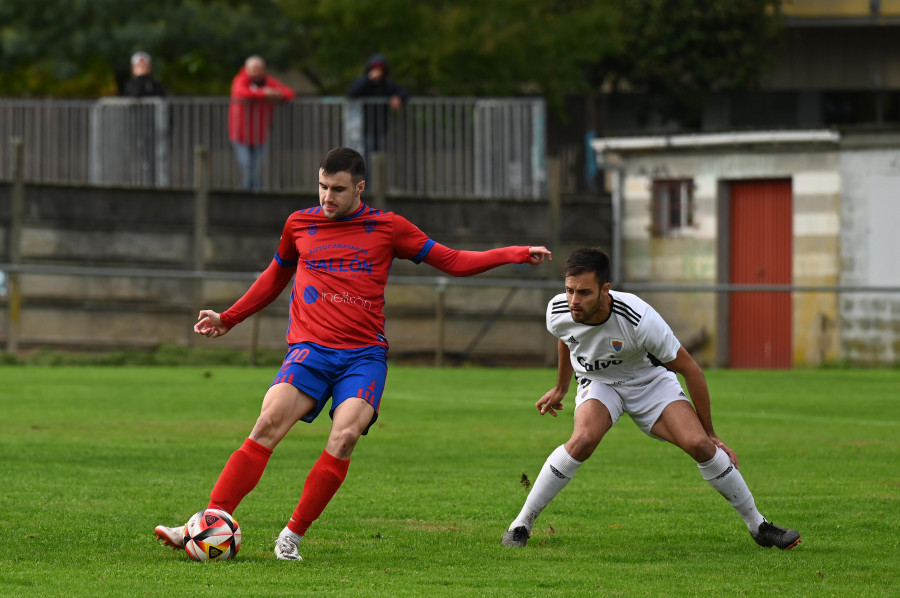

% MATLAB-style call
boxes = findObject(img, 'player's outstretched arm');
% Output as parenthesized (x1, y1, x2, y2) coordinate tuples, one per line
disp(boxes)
(194, 309, 230, 339)
(422, 244, 551, 277)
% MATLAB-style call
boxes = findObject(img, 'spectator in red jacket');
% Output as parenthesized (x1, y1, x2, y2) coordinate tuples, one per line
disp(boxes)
(229, 55, 296, 189)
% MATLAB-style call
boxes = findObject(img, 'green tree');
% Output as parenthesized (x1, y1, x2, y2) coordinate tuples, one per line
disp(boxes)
(0, 0, 783, 129)
(612, 0, 784, 127)
(0, 0, 297, 97)
(285, 0, 781, 122)
(284, 0, 622, 108)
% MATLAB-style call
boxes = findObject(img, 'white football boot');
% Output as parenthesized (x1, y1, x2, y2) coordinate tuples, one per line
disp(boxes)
(154, 524, 186, 550)
(274, 530, 303, 561)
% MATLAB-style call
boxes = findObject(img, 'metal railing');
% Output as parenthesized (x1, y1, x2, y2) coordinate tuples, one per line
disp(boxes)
(0, 96, 546, 199)
(4, 261, 900, 367)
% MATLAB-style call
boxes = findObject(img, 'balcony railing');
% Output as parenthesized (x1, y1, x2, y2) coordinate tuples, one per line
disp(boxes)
(0, 96, 547, 199)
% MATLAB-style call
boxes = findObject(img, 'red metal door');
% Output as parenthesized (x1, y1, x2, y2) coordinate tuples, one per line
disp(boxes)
(728, 179, 792, 368)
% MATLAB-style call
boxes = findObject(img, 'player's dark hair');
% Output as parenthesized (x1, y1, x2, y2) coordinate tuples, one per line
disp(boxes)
(320, 147, 366, 183)
(565, 248, 611, 285)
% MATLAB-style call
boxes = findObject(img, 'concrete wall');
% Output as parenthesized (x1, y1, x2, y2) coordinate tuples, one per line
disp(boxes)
(0, 184, 612, 366)
(839, 134, 900, 364)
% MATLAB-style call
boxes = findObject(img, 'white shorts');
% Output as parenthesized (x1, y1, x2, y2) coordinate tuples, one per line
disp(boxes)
(573, 371, 690, 440)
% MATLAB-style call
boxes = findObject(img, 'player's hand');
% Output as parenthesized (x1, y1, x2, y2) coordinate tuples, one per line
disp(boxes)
(527, 246, 552, 265)
(536, 387, 566, 417)
(711, 435, 739, 468)
(194, 309, 230, 339)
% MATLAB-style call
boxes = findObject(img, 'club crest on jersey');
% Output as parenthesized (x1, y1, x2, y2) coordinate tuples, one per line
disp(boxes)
(610, 338, 624, 352)
(307, 223, 318, 235)
(363, 219, 376, 234)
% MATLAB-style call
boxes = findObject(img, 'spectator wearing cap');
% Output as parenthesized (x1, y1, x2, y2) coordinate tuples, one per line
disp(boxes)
(124, 51, 166, 98)
(228, 55, 296, 190)
(347, 53, 409, 163)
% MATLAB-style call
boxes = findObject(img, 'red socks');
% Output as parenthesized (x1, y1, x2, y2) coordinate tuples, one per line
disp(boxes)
(287, 450, 351, 536)
(207, 441, 350, 537)
(208, 437, 273, 514)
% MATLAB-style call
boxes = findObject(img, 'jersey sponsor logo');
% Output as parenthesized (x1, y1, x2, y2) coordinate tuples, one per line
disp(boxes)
(611, 338, 624, 352)
(303, 286, 319, 303)
(303, 284, 375, 310)
(577, 355, 623, 371)
(363, 218, 376, 234)
(306, 257, 373, 275)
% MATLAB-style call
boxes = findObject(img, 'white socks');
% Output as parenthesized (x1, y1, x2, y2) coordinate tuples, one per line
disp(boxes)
(510, 445, 765, 535)
(509, 445, 583, 532)
(698, 447, 765, 531)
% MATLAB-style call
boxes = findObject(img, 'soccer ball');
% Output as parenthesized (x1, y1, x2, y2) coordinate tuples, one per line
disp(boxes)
(184, 509, 242, 562)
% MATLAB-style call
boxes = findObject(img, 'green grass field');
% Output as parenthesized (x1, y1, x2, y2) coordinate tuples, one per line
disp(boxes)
(1, 366, 898, 597)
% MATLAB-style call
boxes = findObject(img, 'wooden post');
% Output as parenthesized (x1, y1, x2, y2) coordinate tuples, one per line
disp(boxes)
(544, 157, 562, 366)
(435, 278, 447, 367)
(190, 145, 209, 348)
(371, 151, 387, 210)
(249, 315, 259, 367)
(547, 157, 561, 265)
(6, 137, 24, 356)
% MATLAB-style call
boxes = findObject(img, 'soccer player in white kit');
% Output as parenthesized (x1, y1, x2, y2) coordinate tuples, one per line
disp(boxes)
(501, 248, 801, 550)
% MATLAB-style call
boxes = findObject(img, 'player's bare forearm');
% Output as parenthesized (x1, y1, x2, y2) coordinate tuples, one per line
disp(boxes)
(556, 339, 574, 390)
(538, 340, 573, 417)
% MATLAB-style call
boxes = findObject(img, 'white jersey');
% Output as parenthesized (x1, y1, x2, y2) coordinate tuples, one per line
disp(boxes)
(547, 291, 681, 388)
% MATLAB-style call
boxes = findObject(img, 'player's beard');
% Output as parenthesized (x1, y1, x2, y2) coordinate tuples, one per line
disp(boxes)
(570, 294, 606, 324)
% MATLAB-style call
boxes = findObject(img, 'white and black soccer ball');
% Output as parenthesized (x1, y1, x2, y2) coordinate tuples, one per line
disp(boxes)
(184, 508, 242, 562)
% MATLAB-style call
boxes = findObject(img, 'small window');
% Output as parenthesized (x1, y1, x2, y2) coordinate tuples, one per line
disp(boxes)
(650, 178, 694, 236)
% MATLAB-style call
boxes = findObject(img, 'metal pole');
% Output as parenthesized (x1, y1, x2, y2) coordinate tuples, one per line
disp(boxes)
(6, 137, 24, 355)
(435, 278, 447, 367)
(547, 157, 561, 261)
(190, 145, 209, 348)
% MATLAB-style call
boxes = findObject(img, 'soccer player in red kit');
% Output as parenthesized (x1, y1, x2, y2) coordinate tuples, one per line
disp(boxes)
(155, 147, 552, 560)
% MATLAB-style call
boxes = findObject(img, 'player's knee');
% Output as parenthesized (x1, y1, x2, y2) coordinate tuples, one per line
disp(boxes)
(683, 435, 716, 462)
(566, 431, 602, 461)
(253, 412, 279, 435)
(327, 426, 363, 457)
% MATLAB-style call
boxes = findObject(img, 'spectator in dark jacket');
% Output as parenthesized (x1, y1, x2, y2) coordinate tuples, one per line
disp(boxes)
(347, 53, 408, 157)
(124, 51, 166, 98)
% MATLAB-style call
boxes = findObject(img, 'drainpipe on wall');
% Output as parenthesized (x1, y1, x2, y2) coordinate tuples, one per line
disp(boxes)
(594, 152, 624, 285)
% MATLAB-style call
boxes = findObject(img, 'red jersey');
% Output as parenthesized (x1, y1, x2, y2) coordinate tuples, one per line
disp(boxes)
(219, 203, 534, 349)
